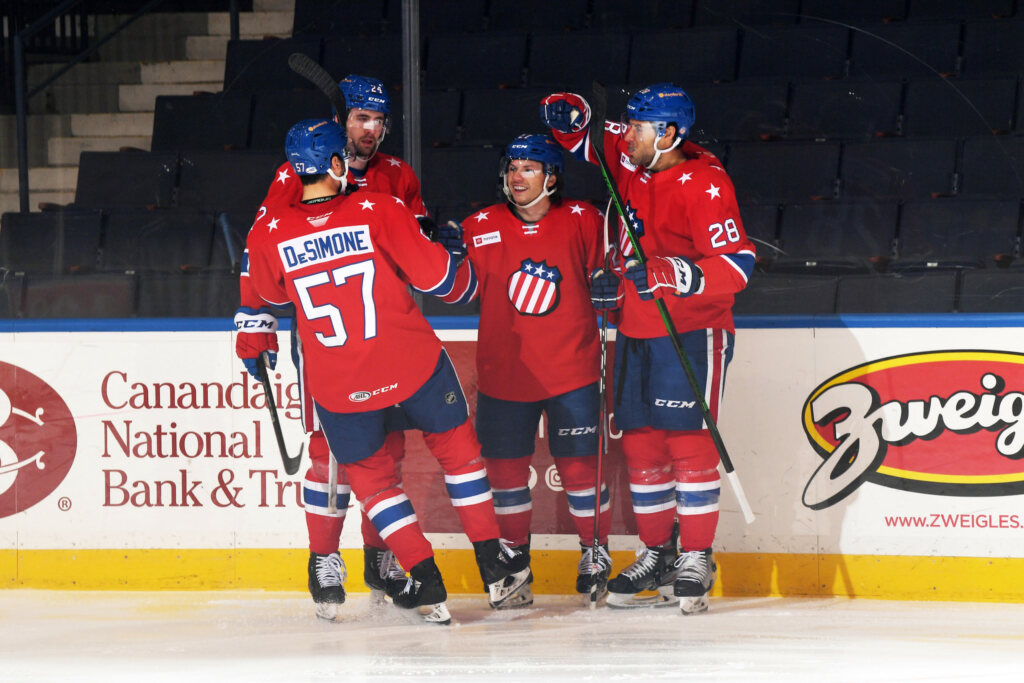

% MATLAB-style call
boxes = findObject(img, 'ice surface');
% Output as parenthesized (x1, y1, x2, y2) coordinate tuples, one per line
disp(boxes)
(2, 591, 1024, 682)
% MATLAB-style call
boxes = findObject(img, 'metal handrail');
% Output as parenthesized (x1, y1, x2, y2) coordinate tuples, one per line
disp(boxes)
(11, 0, 241, 213)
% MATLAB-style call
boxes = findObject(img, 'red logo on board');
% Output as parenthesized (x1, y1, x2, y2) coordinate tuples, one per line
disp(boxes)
(0, 361, 77, 518)
(802, 351, 1024, 509)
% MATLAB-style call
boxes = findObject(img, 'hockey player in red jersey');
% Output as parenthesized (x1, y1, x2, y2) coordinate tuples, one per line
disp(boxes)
(241, 118, 529, 624)
(235, 76, 429, 620)
(541, 84, 756, 614)
(436, 134, 613, 606)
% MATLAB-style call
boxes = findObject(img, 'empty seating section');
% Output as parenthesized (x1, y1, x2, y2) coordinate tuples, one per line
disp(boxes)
(7, 2, 1024, 318)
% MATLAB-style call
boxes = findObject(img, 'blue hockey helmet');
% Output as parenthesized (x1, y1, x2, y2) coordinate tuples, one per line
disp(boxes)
(285, 118, 350, 177)
(503, 134, 564, 175)
(625, 83, 695, 138)
(501, 134, 564, 207)
(338, 74, 391, 116)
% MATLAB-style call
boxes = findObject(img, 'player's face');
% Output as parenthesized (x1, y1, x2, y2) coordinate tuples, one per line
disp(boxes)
(345, 108, 387, 157)
(505, 159, 551, 205)
(624, 119, 665, 167)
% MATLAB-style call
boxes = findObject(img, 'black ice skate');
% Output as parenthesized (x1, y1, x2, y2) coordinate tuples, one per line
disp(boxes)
(307, 551, 346, 621)
(673, 548, 717, 615)
(473, 539, 532, 609)
(363, 546, 408, 605)
(606, 542, 679, 608)
(392, 557, 451, 625)
(576, 544, 612, 607)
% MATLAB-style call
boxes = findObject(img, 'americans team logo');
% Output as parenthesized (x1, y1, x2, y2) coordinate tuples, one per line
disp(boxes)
(507, 259, 562, 316)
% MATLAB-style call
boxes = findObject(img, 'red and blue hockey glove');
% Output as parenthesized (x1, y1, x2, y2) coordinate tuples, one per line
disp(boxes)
(436, 220, 467, 265)
(589, 268, 623, 310)
(624, 256, 703, 301)
(540, 92, 591, 133)
(233, 306, 279, 379)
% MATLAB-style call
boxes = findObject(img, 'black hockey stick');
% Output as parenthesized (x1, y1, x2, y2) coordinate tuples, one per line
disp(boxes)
(257, 351, 303, 475)
(589, 82, 754, 523)
(287, 52, 346, 115)
(589, 196, 615, 608)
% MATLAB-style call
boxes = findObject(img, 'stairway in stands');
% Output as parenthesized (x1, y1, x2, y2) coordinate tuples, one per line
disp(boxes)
(0, 0, 293, 215)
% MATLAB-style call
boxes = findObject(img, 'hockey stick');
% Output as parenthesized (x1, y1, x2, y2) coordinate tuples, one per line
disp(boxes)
(287, 52, 346, 115)
(589, 82, 755, 524)
(590, 196, 615, 609)
(257, 351, 303, 475)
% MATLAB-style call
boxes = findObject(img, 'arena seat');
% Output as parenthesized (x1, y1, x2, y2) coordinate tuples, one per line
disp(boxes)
(799, 0, 908, 23)
(100, 209, 216, 272)
(771, 200, 899, 274)
(893, 198, 1021, 270)
(849, 21, 961, 78)
(591, 0, 693, 30)
(19, 272, 137, 318)
(726, 141, 841, 203)
(692, 0, 801, 26)
(835, 272, 958, 313)
(223, 37, 322, 94)
(737, 24, 850, 80)
(459, 88, 551, 145)
(686, 81, 788, 143)
(421, 146, 503, 209)
(902, 76, 1018, 137)
(961, 19, 1024, 75)
(321, 34, 404, 90)
(629, 27, 739, 84)
(248, 89, 331, 152)
(488, 0, 589, 32)
(733, 272, 838, 315)
(291, 0, 390, 37)
(1, 209, 102, 274)
(839, 138, 959, 200)
(74, 151, 178, 210)
(958, 269, 1024, 312)
(786, 79, 903, 140)
(151, 93, 253, 152)
(177, 150, 283, 212)
(527, 32, 630, 91)
(425, 33, 527, 90)
(136, 270, 240, 317)
(958, 135, 1024, 198)
(905, 0, 1015, 21)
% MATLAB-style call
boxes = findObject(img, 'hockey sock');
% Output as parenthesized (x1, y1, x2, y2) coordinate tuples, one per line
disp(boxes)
(359, 431, 406, 549)
(303, 430, 349, 555)
(622, 427, 675, 548)
(483, 455, 533, 547)
(344, 449, 434, 571)
(667, 431, 721, 551)
(424, 421, 502, 543)
(555, 455, 611, 546)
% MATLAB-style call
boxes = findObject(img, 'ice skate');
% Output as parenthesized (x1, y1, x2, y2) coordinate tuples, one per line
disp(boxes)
(673, 549, 717, 615)
(363, 546, 408, 605)
(392, 557, 451, 625)
(576, 544, 612, 607)
(606, 542, 679, 608)
(307, 551, 346, 621)
(474, 539, 532, 609)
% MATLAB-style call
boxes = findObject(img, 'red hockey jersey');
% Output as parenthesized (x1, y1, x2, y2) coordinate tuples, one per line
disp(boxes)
(550, 121, 756, 339)
(244, 191, 462, 412)
(462, 201, 605, 402)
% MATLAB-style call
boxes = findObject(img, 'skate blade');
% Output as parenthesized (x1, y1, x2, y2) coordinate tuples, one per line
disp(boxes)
(488, 568, 533, 609)
(491, 582, 534, 610)
(395, 601, 452, 626)
(314, 602, 340, 622)
(678, 595, 710, 615)
(606, 586, 679, 609)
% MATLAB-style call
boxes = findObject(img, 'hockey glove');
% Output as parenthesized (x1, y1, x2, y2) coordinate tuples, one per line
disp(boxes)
(589, 268, 623, 310)
(540, 92, 591, 133)
(233, 306, 279, 379)
(416, 214, 438, 241)
(624, 256, 703, 301)
(436, 220, 467, 265)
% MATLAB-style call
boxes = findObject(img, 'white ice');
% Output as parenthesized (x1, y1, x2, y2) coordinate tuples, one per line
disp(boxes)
(2, 591, 1024, 682)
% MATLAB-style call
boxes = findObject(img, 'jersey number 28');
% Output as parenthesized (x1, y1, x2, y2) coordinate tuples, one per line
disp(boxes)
(293, 260, 377, 347)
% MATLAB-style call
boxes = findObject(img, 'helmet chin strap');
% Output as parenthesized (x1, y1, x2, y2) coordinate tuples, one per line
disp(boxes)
(327, 157, 349, 193)
(647, 134, 682, 170)
(504, 172, 554, 209)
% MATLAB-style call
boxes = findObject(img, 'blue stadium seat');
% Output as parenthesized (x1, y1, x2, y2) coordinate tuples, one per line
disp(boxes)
(686, 81, 788, 142)
(902, 76, 1018, 137)
(799, 0, 908, 23)
(726, 141, 841, 203)
(961, 19, 1024, 75)
(100, 209, 217, 272)
(151, 93, 253, 152)
(786, 79, 903, 140)
(74, 151, 177, 210)
(835, 272, 958, 313)
(737, 24, 850, 80)
(136, 271, 239, 317)
(955, 135, 1024, 198)
(894, 198, 1021, 269)
(772, 201, 899, 274)
(959, 269, 1024, 312)
(839, 138, 958, 200)
(19, 272, 137, 318)
(527, 32, 630, 90)
(222, 38, 322, 94)
(692, 0, 801, 25)
(733, 272, 837, 315)
(1, 209, 102, 274)
(177, 151, 283, 212)
(849, 21, 961, 78)
(630, 27, 739, 84)
(426, 33, 527, 90)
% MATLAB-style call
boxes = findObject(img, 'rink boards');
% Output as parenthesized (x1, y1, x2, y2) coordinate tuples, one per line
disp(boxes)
(3, 314, 1024, 601)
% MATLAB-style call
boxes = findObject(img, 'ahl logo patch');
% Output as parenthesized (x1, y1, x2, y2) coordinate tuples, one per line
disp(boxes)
(507, 259, 562, 316)
(801, 350, 1024, 510)
(0, 361, 77, 518)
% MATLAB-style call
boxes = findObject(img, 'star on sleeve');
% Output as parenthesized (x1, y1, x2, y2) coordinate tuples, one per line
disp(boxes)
(569, 204, 585, 215)
(678, 172, 692, 186)
(359, 199, 376, 210)
(276, 168, 290, 184)
(267, 217, 280, 231)
(387, 158, 402, 167)
(474, 211, 489, 222)
(705, 183, 721, 199)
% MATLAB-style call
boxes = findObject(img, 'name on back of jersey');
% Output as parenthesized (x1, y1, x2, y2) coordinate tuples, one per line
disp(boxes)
(278, 224, 374, 272)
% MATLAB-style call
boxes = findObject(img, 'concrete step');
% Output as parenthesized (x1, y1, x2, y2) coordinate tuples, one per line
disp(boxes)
(140, 60, 226, 84)
(0, 115, 73, 167)
(185, 35, 232, 61)
(0, 190, 76, 215)
(27, 84, 123, 115)
(48, 136, 151, 166)
(119, 82, 223, 112)
(0, 166, 78, 193)
(207, 11, 294, 37)
(70, 113, 154, 138)
(255, 0, 295, 11)
(28, 62, 141, 89)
